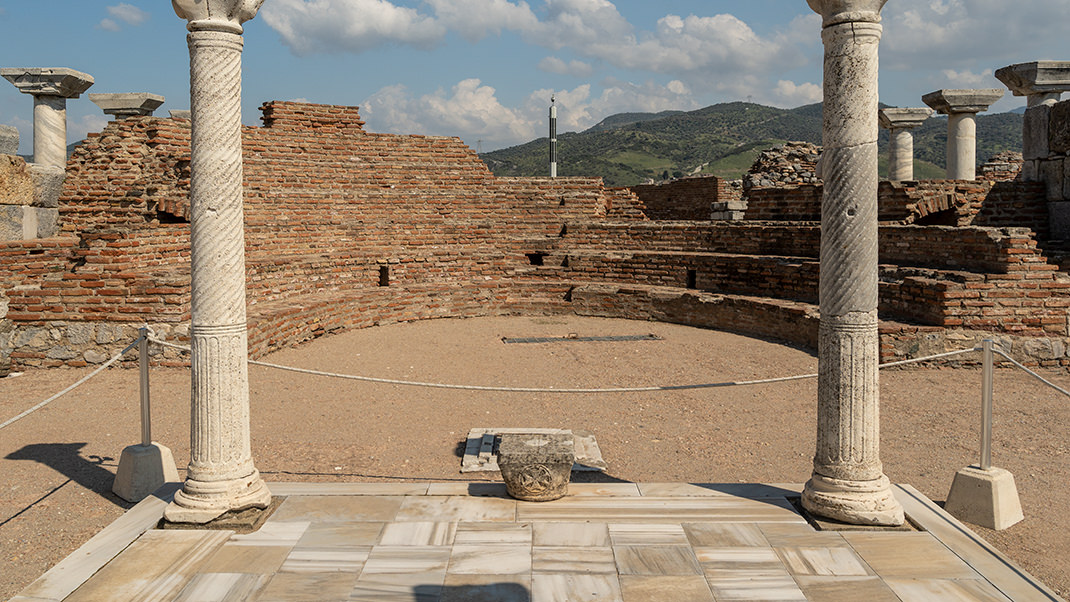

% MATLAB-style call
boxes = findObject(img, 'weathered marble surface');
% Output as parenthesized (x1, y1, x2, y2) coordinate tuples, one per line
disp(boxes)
(498, 433, 574, 502)
(90, 93, 165, 118)
(923, 89, 1004, 180)
(1, 68, 93, 168)
(879, 108, 932, 181)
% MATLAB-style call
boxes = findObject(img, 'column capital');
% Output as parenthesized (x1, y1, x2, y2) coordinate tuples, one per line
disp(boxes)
(879, 107, 932, 130)
(995, 61, 1070, 101)
(90, 93, 165, 118)
(173, 0, 264, 33)
(1, 67, 94, 98)
(807, 0, 887, 27)
(922, 89, 1004, 115)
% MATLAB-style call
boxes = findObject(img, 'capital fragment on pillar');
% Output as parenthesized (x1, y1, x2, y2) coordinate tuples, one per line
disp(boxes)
(807, 0, 887, 25)
(878, 108, 932, 131)
(173, 0, 265, 32)
(922, 89, 1004, 116)
(995, 61, 1070, 107)
(1, 67, 94, 99)
(90, 93, 165, 118)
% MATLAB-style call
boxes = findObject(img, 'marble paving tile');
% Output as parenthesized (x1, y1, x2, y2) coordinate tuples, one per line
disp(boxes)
(883, 578, 1014, 601)
(794, 576, 900, 602)
(694, 547, 783, 571)
(566, 483, 642, 497)
(280, 546, 371, 573)
(396, 496, 517, 522)
(362, 546, 452, 574)
(440, 574, 531, 602)
(613, 545, 702, 576)
(618, 576, 714, 602)
(844, 532, 981, 580)
(65, 530, 231, 602)
(270, 495, 405, 522)
(683, 523, 767, 547)
(296, 521, 384, 548)
(517, 496, 804, 523)
(447, 544, 532, 575)
(268, 483, 430, 496)
(531, 573, 623, 602)
(608, 523, 689, 545)
(202, 543, 291, 574)
(229, 521, 309, 546)
(705, 573, 807, 601)
(425, 482, 512, 498)
(532, 522, 609, 547)
(173, 572, 268, 602)
(775, 546, 872, 577)
(454, 522, 533, 545)
(349, 570, 446, 601)
(637, 483, 800, 498)
(380, 521, 459, 546)
(759, 523, 849, 548)
(257, 571, 361, 602)
(533, 547, 617, 574)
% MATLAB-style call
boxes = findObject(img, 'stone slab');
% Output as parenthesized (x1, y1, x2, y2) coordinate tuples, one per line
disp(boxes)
(0, 124, 18, 155)
(922, 89, 1004, 114)
(0, 154, 34, 204)
(878, 107, 932, 130)
(1, 67, 94, 98)
(29, 163, 65, 208)
(90, 93, 165, 117)
(461, 428, 607, 473)
(1024, 104, 1052, 160)
(1050, 100, 1070, 154)
(996, 61, 1070, 98)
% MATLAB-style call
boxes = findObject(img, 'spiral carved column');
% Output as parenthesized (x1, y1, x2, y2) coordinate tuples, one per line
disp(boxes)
(802, 0, 904, 526)
(165, 3, 270, 523)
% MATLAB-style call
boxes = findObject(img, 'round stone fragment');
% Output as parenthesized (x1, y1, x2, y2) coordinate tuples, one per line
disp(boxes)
(498, 433, 574, 502)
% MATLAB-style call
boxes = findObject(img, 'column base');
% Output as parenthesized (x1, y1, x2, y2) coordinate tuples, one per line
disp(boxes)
(802, 473, 904, 526)
(163, 470, 271, 524)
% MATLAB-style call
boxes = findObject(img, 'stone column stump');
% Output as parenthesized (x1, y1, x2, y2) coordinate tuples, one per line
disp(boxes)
(879, 108, 932, 182)
(923, 89, 1004, 180)
(1, 67, 94, 168)
(498, 433, 574, 502)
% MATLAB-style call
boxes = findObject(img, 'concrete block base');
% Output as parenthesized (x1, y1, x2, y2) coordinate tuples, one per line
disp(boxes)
(945, 465, 1024, 531)
(112, 442, 180, 503)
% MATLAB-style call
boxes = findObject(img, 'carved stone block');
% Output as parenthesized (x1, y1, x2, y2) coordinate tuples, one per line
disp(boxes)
(498, 433, 574, 502)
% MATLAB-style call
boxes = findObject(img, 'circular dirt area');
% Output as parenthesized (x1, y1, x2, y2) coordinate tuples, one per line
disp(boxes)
(1, 315, 1068, 599)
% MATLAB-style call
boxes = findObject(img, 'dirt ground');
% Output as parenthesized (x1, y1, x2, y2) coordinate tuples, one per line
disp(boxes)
(1, 315, 1067, 600)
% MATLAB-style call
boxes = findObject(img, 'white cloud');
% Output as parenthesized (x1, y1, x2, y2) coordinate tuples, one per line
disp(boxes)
(771, 80, 822, 107)
(108, 3, 149, 26)
(361, 77, 700, 149)
(940, 68, 995, 88)
(424, 0, 537, 41)
(262, 0, 446, 55)
(97, 18, 121, 32)
(69, 113, 110, 147)
(537, 57, 593, 77)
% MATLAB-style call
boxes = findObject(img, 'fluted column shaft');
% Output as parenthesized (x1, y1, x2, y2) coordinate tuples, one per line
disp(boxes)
(802, 0, 903, 526)
(165, 20, 270, 523)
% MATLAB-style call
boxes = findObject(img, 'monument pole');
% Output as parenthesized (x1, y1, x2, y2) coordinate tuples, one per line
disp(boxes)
(803, 0, 904, 526)
(165, 0, 271, 523)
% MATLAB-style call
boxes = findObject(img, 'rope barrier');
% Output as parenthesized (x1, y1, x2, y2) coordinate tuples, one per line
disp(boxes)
(0, 337, 143, 431)
(148, 336, 982, 394)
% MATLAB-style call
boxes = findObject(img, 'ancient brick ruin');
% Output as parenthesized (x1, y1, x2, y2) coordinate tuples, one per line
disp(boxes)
(2, 99, 1070, 375)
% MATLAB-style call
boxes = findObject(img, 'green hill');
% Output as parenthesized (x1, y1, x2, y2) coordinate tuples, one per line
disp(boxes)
(480, 102, 1021, 186)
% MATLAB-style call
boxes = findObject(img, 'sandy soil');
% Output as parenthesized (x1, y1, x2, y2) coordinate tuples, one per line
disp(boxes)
(1, 315, 1067, 600)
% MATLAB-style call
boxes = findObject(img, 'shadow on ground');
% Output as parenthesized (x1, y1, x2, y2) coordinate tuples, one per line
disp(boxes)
(5, 442, 128, 509)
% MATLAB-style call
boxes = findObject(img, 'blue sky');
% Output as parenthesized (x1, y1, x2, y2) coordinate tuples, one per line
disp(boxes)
(1, 1, 1067, 153)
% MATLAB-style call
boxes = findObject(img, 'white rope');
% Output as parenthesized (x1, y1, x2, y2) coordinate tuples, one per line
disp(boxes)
(991, 347, 1070, 399)
(0, 337, 143, 431)
(148, 336, 980, 394)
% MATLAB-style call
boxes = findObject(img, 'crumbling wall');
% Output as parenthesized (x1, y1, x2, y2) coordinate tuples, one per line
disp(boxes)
(628, 176, 741, 220)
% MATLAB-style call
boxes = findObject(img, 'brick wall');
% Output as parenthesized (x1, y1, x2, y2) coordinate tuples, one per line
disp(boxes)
(629, 176, 741, 220)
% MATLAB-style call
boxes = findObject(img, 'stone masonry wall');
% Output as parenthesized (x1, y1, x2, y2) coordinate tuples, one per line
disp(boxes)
(628, 176, 742, 220)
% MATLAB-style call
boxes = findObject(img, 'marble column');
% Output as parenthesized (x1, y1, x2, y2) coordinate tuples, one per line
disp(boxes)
(90, 93, 166, 119)
(922, 89, 1004, 180)
(1, 68, 94, 168)
(879, 108, 932, 182)
(995, 61, 1070, 180)
(802, 0, 903, 526)
(164, 0, 270, 524)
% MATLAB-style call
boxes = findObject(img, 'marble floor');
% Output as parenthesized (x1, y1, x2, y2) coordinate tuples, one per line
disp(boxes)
(10, 482, 1063, 602)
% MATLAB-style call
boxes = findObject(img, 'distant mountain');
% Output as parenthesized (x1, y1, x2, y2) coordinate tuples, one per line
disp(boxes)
(480, 102, 1022, 187)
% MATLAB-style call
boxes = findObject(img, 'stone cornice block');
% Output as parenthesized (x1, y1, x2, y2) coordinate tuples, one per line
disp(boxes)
(1, 67, 94, 98)
(807, 0, 888, 26)
(995, 61, 1070, 97)
(879, 108, 933, 130)
(173, 0, 264, 32)
(923, 89, 1004, 114)
(90, 93, 166, 117)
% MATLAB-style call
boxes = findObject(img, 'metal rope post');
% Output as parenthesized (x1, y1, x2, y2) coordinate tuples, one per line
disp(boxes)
(139, 326, 151, 446)
(981, 339, 994, 470)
